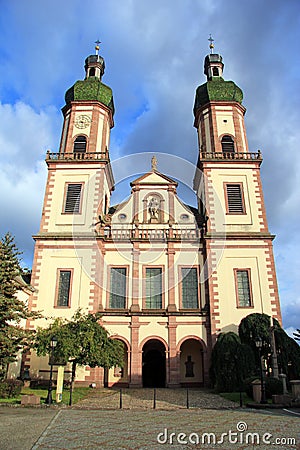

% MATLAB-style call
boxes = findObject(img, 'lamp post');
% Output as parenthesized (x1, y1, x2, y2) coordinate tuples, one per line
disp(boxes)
(46, 336, 57, 405)
(255, 337, 267, 404)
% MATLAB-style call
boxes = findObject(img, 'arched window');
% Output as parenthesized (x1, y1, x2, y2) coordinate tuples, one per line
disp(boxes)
(221, 135, 235, 153)
(213, 67, 219, 76)
(89, 67, 95, 77)
(73, 136, 87, 153)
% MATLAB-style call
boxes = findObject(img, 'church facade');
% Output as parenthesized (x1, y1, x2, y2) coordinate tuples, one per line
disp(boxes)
(26, 46, 282, 387)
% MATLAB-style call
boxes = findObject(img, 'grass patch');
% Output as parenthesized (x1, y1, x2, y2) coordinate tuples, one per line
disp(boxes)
(61, 386, 90, 404)
(219, 391, 253, 404)
(0, 386, 90, 406)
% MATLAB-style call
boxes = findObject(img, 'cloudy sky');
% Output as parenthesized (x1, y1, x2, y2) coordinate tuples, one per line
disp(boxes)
(0, 0, 299, 335)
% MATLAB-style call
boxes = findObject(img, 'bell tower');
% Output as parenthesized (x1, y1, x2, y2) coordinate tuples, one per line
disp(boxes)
(28, 43, 116, 345)
(40, 43, 115, 239)
(194, 39, 282, 344)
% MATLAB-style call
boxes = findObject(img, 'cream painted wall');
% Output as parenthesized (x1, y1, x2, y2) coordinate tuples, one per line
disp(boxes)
(215, 110, 235, 138)
(238, 113, 247, 151)
(33, 249, 92, 324)
(111, 197, 133, 224)
(45, 165, 111, 233)
(204, 114, 211, 152)
(213, 246, 274, 333)
(206, 164, 262, 231)
(176, 322, 207, 344)
(139, 318, 168, 345)
(96, 115, 104, 152)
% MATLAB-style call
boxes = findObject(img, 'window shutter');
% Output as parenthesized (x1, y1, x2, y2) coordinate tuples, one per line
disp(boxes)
(181, 268, 199, 308)
(146, 268, 162, 308)
(73, 136, 87, 153)
(226, 184, 244, 213)
(109, 268, 126, 308)
(221, 135, 234, 153)
(64, 184, 82, 213)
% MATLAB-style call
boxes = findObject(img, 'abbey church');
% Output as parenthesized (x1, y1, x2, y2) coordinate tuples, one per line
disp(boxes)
(26, 44, 282, 387)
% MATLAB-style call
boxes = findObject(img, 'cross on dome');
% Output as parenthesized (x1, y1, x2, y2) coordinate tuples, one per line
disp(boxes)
(208, 34, 214, 53)
(95, 39, 101, 55)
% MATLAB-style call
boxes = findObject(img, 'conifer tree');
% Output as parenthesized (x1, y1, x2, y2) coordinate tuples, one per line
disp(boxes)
(0, 232, 36, 379)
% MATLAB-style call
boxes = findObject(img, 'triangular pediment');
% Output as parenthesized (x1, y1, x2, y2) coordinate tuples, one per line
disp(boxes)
(130, 170, 177, 187)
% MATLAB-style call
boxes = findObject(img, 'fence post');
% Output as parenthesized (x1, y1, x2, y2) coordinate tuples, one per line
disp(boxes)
(153, 388, 156, 409)
(186, 388, 189, 409)
(120, 388, 123, 409)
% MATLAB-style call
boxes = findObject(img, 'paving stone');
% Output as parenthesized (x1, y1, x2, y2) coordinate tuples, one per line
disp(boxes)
(1, 389, 299, 449)
(33, 409, 300, 449)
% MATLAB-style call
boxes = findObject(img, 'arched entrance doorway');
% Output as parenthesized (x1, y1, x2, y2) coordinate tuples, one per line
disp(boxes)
(142, 339, 166, 387)
(180, 338, 204, 386)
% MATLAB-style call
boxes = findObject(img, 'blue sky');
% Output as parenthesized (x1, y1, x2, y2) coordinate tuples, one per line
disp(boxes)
(0, 0, 299, 336)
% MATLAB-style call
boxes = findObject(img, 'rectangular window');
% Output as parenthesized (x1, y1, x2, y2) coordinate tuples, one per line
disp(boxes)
(57, 270, 72, 307)
(109, 267, 127, 309)
(181, 268, 199, 308)
(225, 183, 245, 213)
(145, 268, 162, 309)
(235, 270, 252, 307)
(64, 183, 82, 213)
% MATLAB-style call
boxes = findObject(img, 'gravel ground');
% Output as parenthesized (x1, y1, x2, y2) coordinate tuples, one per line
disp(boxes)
(72, 387, 238, 410)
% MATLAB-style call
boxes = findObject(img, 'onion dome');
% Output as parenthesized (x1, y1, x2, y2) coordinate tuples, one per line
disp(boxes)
(65, 43, 114, 115)
(194, 53, 243, 115)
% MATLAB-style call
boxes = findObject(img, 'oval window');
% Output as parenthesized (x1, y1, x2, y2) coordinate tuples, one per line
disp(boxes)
(118, 213, 127, 221)
(180, 214, 189, 221)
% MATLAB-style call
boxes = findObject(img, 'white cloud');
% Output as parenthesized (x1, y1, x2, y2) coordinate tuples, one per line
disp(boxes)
(0, 101, 60, 265)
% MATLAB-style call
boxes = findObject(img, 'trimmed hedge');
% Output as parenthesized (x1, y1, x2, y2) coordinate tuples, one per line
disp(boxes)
(0, 379, 23, 398)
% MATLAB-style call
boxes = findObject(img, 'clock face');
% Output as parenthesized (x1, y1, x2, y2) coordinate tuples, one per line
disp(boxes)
(75, 115, 91, 129)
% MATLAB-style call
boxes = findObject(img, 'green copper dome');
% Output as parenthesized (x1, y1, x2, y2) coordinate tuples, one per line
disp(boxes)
(64, 53, 115, 115)
(194, 79, 243, 113)
(194, 53, 243, 115)
(65, 78, 115, 115)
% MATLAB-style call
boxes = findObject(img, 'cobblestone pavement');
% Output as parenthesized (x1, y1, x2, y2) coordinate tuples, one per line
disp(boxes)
(0, 389, 299, 450)
(0, 406, 57, 450)
(33, 409, 299, 449)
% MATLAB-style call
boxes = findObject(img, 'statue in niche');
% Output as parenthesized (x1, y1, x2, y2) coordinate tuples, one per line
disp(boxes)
(185, 355, 195, 377)
(148, 196, 159, 220)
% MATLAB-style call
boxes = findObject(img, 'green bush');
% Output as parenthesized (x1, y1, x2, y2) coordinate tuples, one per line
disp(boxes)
(0, 379, 23, 398)
(265, 377, 283, 398)
(210, 332, 255, 392)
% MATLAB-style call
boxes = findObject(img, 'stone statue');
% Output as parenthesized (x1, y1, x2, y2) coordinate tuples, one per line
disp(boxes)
(149, 196, 159, 219)
(151, 155, 157, 171)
